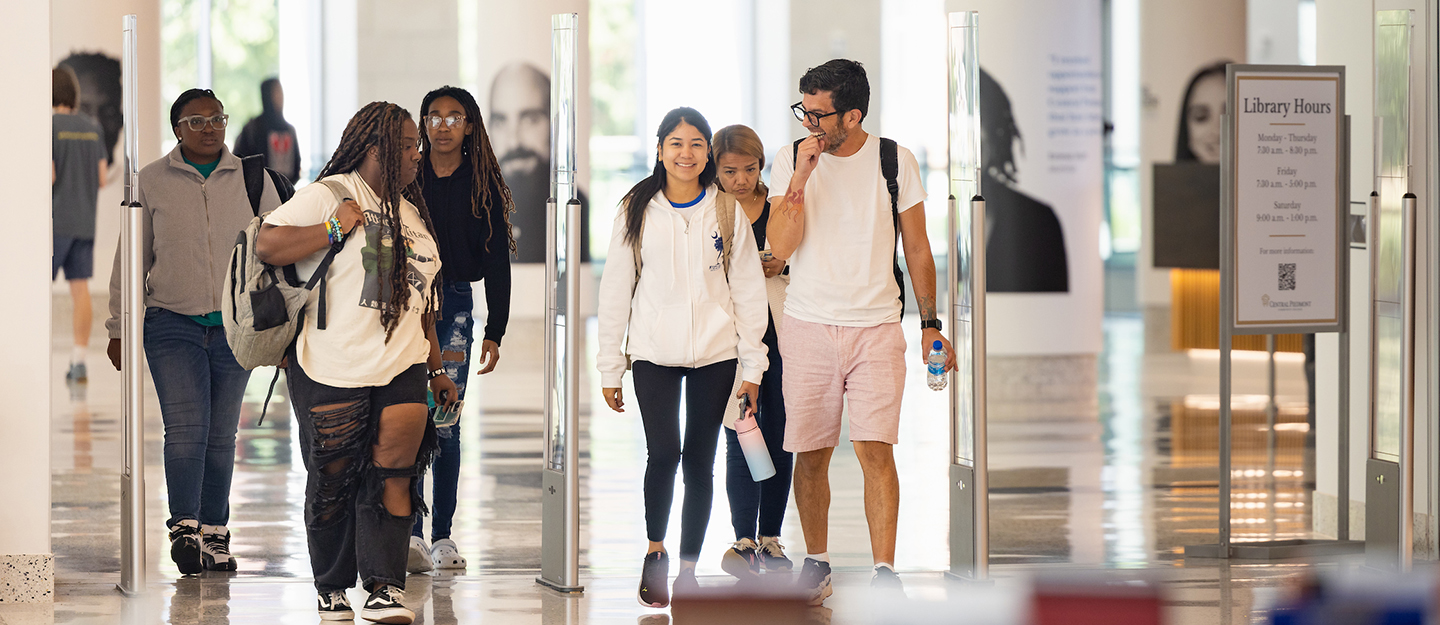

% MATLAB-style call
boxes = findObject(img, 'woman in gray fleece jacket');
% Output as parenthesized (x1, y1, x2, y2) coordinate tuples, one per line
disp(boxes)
(105, 88, 283, 575)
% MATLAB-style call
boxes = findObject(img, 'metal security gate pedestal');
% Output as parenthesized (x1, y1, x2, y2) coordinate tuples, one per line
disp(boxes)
(537, 12, 583, 595)
(943, 11, 991, 583)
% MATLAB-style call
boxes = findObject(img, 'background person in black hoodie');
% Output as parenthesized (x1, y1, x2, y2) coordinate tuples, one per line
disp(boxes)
(406, 86, 514, 572)
(234, 77, 301, 183)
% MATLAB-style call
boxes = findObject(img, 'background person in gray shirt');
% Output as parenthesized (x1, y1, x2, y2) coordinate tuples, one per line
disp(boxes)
(52, 65, 108, 382)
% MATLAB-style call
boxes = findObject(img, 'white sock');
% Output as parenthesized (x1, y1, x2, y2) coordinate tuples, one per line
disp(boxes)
(811, 552, 830, 563)
(71, 345, 86, 365)
(875, 562, 895, 572)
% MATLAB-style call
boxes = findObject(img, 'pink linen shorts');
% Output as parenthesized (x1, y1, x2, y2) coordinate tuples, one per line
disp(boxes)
(779, 315, 907, 452)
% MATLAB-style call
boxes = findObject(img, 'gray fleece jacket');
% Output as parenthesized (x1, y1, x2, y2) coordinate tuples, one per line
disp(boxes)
(106, 145, 282, 339)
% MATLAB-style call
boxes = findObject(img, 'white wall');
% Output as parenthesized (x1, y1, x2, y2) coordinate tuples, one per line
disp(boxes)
(0, 0, 53, 589)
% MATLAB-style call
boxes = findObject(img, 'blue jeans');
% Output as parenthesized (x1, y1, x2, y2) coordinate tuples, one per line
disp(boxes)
(413, 278, 474, 541)
(143, 307, 251, 528)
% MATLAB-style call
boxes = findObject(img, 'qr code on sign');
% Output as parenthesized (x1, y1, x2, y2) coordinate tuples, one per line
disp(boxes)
(1278, 263, 1296, 291)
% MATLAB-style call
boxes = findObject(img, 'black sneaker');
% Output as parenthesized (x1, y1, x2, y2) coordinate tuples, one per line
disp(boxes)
(168, 521, 203, 575)
(757, 536, 794, 572)
(638, 551, 670, 608)
(361, 585, 413, 624)
(317, 590, 354, 621)
(200, 525, 236, 571)
(796, 558, 833, 605)
(871, 565, 905, 598)
(721, 538, 760, 579)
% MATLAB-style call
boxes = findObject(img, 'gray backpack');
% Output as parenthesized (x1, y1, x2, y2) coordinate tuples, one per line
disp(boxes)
(222, 179, 354, 422)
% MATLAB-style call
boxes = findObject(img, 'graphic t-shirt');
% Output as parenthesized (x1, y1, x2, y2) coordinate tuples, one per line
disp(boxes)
(264, 172, 441, 388)
(52, 113, 106, 238)
(769, 134, 927, 326)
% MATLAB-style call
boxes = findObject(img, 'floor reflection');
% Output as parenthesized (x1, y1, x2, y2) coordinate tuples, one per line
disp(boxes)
(32, 295, 1343, 623)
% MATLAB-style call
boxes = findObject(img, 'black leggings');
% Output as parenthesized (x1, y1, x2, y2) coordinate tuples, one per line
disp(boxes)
(632, 358, 736, 561)
(724, 317, 792, 540)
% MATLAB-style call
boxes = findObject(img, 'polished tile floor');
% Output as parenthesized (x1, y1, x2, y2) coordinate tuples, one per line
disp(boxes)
(6, 294, 1354, 624)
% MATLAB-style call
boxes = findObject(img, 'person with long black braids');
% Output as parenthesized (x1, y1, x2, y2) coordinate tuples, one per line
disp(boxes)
(255, 102, 456, 624)
(596, 107, 770, 608)
(405, 85, 514, 573)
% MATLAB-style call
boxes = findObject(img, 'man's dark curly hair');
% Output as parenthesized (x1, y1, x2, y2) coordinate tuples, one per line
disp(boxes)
(798, 59, 870, 121)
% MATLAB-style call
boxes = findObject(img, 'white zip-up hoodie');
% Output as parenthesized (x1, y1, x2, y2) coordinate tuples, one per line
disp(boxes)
(597, 186, 769, 388)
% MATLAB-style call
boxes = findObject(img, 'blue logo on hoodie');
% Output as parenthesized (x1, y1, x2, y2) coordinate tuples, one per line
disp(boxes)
(709, 231, 723, 271)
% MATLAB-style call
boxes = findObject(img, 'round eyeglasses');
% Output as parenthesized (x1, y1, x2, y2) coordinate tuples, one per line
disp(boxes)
(425, 114, 467, 129)
(177, 114, 228, 131)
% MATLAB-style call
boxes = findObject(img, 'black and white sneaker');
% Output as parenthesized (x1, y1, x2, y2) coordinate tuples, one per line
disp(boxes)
(200, 525, 236, 571)
(721, 538, 760, 579)
(317, 590, 354, 621)
(637, 551, 670, 608)
(361, 585, 413, 624)
(168, 520, 203, 575)
(757, 536, 794, 572)
(796, 558, 833, 606)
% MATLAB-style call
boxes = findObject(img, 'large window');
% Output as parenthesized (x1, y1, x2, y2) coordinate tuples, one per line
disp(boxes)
(161, 0, 280, 153)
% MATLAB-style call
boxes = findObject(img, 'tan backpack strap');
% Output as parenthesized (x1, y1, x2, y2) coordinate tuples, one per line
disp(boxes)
(631, 206, 644, 282)
(717, 191, 736, 275)
(316, 179, 352, 205)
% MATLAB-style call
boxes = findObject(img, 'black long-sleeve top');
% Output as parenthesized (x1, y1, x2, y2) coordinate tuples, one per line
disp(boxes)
(422, 154, 512, 345)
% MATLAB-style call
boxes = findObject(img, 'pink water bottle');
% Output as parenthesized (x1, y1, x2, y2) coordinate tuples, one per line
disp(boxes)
(734, 394, 776, 481)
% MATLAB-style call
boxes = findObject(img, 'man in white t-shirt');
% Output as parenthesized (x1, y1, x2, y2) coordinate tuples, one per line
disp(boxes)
(767, 59, 955, 604)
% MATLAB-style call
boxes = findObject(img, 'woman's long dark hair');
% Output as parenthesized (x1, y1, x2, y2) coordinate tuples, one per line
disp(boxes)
(316, 102, 441, 342)
(620, 107, 716, 246)
(418, 85, 516, 253)
(1174, 61, 1230, 162)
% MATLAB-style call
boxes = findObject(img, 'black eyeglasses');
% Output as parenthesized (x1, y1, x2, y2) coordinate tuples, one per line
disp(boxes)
(425, 114, 466, 129)
(177, 114, 228, 131)
(791, 102, 841, 126)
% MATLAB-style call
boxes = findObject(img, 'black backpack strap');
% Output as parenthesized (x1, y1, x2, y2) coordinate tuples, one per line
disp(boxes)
(241, 155, 265, 216)
(256, 367, 282, 426)
(792, 138, 803, 164)
(267, 168, 296, 203)
(879, 138, 905, 306)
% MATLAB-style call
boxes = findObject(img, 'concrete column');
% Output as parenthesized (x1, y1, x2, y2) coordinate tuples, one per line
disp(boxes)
(1312, 0, 1374, 542)
(790, 0, 882, 134)
(0, 0, 54, 604)
(1136, 0, 1246, 336)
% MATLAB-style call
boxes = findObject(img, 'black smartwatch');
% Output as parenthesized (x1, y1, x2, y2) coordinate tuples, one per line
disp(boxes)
(920, 318, 942, 332)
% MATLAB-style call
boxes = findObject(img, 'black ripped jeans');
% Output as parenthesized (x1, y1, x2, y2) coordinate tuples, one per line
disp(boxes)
(286, 360, 436, 593)
(632, 359, 736, 561)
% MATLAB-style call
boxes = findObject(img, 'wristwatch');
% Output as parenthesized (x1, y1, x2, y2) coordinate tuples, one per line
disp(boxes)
(920, 318, 943, 332)
(427, 367, 446, 380)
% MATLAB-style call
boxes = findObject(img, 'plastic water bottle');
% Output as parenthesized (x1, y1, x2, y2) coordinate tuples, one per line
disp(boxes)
(927, 340, 947, 391)
(734, 395, 776, 481)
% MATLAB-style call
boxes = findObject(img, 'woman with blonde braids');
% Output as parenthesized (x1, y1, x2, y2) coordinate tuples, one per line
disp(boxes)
(406, 85, 514, 572)
(256, 102, 454, 624)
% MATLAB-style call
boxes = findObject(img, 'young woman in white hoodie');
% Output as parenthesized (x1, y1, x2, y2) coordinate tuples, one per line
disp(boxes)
(597, 107, 770, 608)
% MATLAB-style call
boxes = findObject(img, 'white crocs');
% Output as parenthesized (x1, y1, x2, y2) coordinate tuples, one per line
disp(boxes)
(430, 538, 467, 569)
(407, 536, 434, 573)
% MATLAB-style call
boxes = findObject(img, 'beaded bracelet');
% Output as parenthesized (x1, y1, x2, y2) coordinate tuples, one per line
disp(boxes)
(326, 216, 344, 245)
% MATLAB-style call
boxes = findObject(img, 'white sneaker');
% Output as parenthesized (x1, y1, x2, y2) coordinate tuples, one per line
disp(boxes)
(430, 538, 467, 569)
(406, 536, 433, 573)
